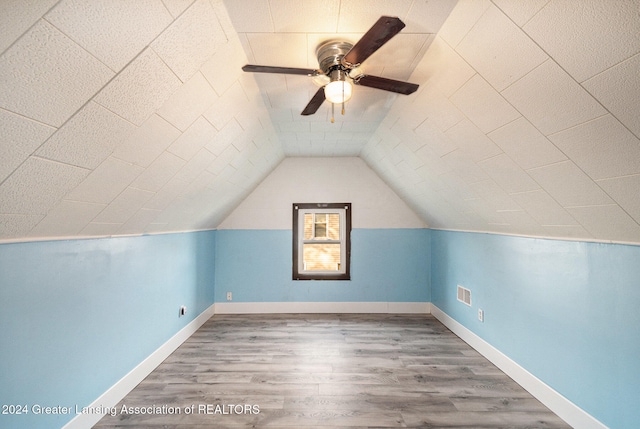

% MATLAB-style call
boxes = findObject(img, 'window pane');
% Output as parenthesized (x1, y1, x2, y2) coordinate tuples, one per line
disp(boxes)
(314, 213, 327, 238)
(303, 243, 341, 271)
(304, 213, 313, 239)
(315, 223, 327, 238)
(328, 213, 340, 239)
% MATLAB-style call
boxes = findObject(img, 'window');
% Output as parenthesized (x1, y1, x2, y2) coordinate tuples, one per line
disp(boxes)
(293, 203, 351, 280)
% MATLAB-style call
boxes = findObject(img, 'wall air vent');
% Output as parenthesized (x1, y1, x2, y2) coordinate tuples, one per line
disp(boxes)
(457, 285, 472, 306)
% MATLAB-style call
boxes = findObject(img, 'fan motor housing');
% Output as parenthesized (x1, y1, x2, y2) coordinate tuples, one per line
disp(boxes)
(316, 41, 353, 74)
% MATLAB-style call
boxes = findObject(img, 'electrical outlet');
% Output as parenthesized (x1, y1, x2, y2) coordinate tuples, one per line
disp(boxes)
(226, 292, 232, 301)
(478, 308, 484, 322)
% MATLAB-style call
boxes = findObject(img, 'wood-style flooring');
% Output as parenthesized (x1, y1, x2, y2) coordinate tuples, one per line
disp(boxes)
(94, 314, 571, 428)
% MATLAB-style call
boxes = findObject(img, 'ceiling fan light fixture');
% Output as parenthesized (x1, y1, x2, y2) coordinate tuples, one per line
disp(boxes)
(325, 69, 353, 104)
(242, 16, 419, 118)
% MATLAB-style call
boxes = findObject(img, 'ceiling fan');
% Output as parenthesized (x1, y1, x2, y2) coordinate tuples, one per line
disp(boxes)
(242, 16, 419, 121)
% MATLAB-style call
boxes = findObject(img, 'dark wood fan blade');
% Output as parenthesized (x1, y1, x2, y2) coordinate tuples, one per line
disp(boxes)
(342, 16, 405, 67)
(301, 87, 326, 115)
(355, 75, 419, 95)
(242, 64, 320, 76)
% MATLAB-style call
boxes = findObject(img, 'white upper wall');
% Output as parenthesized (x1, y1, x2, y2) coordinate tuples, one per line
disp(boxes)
(218, 157, 426, 230)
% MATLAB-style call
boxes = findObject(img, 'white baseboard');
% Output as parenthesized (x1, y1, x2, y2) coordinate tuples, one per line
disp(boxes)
(214, 301, 431, 314)
(430, 304, 608, 429)
(61, 303, 216, 429)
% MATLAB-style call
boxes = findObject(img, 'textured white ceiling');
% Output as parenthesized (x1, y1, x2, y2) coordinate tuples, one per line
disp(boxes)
(1, 0, 283, 240)
(1, 0, 639, 244)
(227, 0, 454, 156)
(363, 0, 640, 243)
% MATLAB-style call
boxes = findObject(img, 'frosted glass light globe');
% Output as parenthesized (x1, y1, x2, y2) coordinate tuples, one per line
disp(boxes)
(325, 80, 353, 104)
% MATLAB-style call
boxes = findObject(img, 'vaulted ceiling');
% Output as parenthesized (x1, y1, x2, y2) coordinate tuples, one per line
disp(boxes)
(1, 0, 639, 244)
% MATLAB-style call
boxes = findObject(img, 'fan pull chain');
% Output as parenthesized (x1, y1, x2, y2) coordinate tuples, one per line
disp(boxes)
(331, 103, 335, 123)
(342, 82, 346, 116)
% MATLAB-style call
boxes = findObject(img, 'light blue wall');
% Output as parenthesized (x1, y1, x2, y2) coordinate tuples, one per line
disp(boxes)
(214, 228, 430, 303)
(430, 229, 640, 429)
(3, 225, 636, 429)
(0, 231, 216, 429)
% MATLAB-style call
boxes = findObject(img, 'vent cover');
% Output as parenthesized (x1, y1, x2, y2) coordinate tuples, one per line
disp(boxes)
(457, 285, 472, 306)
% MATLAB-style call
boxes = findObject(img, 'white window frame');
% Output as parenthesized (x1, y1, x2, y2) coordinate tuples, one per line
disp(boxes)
(292, 203, 351, 280)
